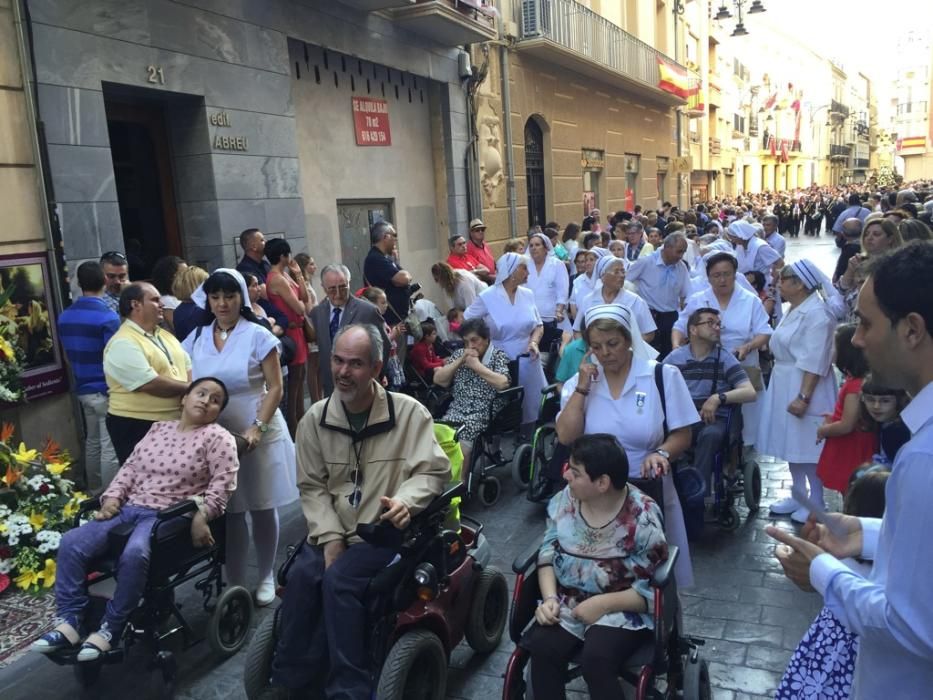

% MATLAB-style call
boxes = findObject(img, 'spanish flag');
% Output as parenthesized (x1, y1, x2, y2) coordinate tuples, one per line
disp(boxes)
(898, 136, 926, 150)
(658, 59, 689, 99)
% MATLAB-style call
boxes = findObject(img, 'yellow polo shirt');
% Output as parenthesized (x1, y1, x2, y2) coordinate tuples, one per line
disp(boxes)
(104, 320, 191, 421)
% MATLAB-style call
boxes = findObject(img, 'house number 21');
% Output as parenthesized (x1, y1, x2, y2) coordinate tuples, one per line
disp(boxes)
(146, 65, 165, 85)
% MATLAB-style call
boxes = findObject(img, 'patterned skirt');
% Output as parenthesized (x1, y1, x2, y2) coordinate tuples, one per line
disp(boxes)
(775, 607, 858, 700)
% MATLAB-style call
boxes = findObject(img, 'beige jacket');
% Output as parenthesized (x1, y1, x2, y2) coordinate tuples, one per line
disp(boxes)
(296, 382, 451, 546)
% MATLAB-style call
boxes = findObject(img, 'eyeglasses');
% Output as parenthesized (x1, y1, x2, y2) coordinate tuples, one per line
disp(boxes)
(325, 284, 349, 293)
(780, 274, 799, 282)
(694, 320, 722, 328)
(100, 251, 127, 263)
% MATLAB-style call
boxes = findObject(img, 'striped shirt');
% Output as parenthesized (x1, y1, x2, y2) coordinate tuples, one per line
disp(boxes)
(663, 343, 748, 419)
(57, 296, 121, 394)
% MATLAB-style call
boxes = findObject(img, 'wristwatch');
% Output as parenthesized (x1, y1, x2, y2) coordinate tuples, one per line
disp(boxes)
(654, 449, 671, 460)
(253, 418, 269, 433)
(718, 392, 728, 405)
(797, 392, 811, 404)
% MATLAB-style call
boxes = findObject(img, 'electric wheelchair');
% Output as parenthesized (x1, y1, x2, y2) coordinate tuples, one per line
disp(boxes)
(242, 482, 509, 700)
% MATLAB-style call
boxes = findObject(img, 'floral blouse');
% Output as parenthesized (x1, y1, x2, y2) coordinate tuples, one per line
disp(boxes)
(538, 484, 668, 638)
(439, 346, 511, 441)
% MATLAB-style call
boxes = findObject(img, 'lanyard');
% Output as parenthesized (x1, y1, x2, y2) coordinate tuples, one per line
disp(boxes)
(136, 327, 175, 368)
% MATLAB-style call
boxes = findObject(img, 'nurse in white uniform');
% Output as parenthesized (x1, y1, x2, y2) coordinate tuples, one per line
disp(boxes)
(524, 232, 571, 348)
(464, 252, 546, 425)
(574, 255, 656, 343)
(726, 220, 783, 276)
(757, 260, 838, 523)
(673, 251, 772, 447)
(569, 247, 609, 319)
(557, 304, 698, 587)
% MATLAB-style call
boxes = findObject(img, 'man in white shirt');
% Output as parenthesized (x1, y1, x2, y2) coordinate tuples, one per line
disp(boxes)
(627, 232, 690, 358)
(767, 242, 933, 698)
(761, 214, 786, 258)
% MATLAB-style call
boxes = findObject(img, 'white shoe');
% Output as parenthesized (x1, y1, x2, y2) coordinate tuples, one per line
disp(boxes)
(791, 503, 826, 524)
(255, 575, 276, 607)
(769, 497, 799, 515)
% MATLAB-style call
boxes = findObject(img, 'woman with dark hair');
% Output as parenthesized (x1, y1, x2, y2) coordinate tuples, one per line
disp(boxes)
(293, 253, 322, 403)
(523, 433, 668, 700)
(183, 269, 297, 606)
(31, 377, 238, 660)
(837, 218, 903, 322)
(898, 217, 932, 242)
(151, 255, 187, 333)
(265, 238, 309, 436)
(562, 222, 581, 257)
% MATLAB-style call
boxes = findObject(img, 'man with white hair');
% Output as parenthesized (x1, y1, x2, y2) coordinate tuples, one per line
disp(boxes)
(761, 214, 787, 257)
(307, 264, 389, 396)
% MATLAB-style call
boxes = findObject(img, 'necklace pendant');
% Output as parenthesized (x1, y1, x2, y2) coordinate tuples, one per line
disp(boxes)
(220, 329, 228, 340)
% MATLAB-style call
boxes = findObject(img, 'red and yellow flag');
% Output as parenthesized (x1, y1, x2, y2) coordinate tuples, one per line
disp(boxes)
(658, 59, 689, 99)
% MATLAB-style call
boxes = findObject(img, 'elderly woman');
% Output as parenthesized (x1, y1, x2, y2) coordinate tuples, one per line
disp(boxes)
(524, 434, 668, 700)
(434, 318, 511, 469)
(464, 252, 546, 425)
(673, 251, 772, 451)
(556, 304, 698, 587)
(726, 220, 783, 276)
(569, 247, 609, 321)
(757, 260, 839, 523)
(525, 232, 571, 352)
(574, 255, 656, 343)
(836, 218, 903, 322)
(431, 261, 486, 312)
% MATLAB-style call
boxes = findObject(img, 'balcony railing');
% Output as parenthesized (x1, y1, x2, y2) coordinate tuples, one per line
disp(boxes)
(710, 137, 721, 156)
(516, 0, 686, 101)
(392, 0, 497, 45)
(829, 144, 851, 159)
(830, 99, 850, 119)
(853, 158, 870, 168)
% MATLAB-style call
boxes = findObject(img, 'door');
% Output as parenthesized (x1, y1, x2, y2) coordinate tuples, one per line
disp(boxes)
(524, 119, 546, 229)
(336, 200, 394, 290)
(105, 99, 182, 280)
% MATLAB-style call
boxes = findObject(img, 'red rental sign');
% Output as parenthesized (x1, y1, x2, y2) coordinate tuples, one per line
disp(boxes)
(352, 97, 391, 147)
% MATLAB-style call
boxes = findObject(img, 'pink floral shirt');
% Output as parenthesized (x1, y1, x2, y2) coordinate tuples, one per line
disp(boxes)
(103, 421, 239, 519)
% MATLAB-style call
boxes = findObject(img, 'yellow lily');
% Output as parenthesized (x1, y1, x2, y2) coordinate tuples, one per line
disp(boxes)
(12, 442, 38, 465)
(63, 492, 87, 519)
(28, 511, 46, 530)
(40, 558, 56, 588)
(0, 336, 13, 361)
(15, 568, 41, 590)
(46, 462, 67, 476)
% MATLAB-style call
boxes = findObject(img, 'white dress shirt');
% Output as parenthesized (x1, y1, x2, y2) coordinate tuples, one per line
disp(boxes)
(626, 251, 690, 312)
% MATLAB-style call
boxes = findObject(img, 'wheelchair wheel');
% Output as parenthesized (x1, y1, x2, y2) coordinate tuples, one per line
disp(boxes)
(511, 443, 533, 490)
(478, 476, 501, 507)
(743, 459, 761, 512)
(465, 567, 509, 653)
(682, 656, 712, 700)
(376, 629, 447, 700)
(718, 506, 740, 531)
(243, 609, 288, 700)
(208, 585, 253, 657)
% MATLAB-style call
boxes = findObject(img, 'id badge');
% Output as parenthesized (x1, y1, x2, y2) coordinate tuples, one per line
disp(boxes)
(635, 391, 647, 413)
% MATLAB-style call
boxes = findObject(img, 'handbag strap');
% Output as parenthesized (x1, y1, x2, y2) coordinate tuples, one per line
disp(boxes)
(654, 361, 669, 440)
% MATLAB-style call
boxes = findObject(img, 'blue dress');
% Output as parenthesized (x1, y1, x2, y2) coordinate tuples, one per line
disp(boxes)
(775, 607, 858, 700)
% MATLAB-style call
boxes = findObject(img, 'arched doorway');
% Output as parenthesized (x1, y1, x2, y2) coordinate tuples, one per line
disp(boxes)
(524, 118, 546, 229)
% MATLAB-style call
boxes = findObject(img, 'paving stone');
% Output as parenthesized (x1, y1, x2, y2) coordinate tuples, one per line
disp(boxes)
(746, 644, 794, 673)
(760, 605, 818, 632)
(696, 638, 749, 666)
(722, 620, 785, 648)
(739, 585, 812, 608)
(680, 584, 743, 602)
(694, 599, 762, 624)
(708, 661, 782, 696)
(682, 614, 728, 640)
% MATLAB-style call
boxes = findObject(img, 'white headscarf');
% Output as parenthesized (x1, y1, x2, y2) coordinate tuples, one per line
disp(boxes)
(594, 254, 625, 281)
(191, 267, 251, 312)
(583, 303, 659, 361)
(525, 232, 554, 256)
(495, 252, 527, 286)
(727, 220, 758, 241)
(786, 259, 842, 307)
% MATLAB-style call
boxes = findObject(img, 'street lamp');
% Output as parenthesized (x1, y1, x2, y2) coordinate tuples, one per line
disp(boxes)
(713, 1, 766, 37)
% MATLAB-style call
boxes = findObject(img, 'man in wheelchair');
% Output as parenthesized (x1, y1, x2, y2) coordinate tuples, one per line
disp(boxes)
(270, 324, 450, 698)
(521, 434, 669, 699)
(31, 377, 239, 661)
(663, 308, 756, 495)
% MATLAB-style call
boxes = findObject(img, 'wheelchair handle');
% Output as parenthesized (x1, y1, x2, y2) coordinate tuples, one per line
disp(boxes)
(74, 496, 102, 527)
(512, 533, 545, 574)
(157, 499, 198, 521)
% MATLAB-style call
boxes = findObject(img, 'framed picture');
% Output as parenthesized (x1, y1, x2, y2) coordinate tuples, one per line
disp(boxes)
(0, 252, 67, 401)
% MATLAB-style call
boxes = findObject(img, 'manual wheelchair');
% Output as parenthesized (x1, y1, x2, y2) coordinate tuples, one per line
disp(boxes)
(42, 497, 253, 695)
(510, 382, 567, 504)
(242, 482, 509, 700)
(501, 479, 711, 700)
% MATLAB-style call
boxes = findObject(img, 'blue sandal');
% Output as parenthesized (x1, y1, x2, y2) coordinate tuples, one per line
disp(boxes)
(31, 629, 78, 655)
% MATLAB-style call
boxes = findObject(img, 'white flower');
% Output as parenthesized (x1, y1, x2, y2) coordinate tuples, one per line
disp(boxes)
(0, 559, 12, 574)
(0, 505, 10, 518)
(7, 533, 18, 547)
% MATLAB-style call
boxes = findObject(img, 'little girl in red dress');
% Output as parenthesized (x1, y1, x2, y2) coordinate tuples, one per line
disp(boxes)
(816, 324, 878, 494)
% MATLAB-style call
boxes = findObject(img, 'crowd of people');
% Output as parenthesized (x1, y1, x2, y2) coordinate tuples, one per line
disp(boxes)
(35, 178, 933, 698)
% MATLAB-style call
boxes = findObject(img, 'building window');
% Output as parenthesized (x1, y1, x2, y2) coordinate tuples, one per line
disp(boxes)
(525, 118, 547, 229)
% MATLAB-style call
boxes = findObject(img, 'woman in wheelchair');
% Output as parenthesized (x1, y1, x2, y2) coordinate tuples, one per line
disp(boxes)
(434, 317, 511, 471)
(31, 377, 239, 662)
(524, 434, 668, 700)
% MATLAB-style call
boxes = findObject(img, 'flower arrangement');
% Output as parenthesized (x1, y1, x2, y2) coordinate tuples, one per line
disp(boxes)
(0, 284, 25, 404)
(0, 423, 85, 594)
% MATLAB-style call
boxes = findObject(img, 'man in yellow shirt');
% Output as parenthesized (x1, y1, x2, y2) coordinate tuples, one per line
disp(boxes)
(104, 282, 191, 463)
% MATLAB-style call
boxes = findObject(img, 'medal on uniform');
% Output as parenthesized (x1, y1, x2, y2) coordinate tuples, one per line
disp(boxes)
(635, 391, 647, 413)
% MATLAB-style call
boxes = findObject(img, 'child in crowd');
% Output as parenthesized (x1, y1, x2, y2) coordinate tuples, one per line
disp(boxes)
(776, 465, 890, 700)
(815, 324, 878, 495)
(360, 287, 406, 390)
(409, 322, 444, 383)
(446, 308, 463, 335)
(859, 374, 911, 466)
(744, 270, 775, 319)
